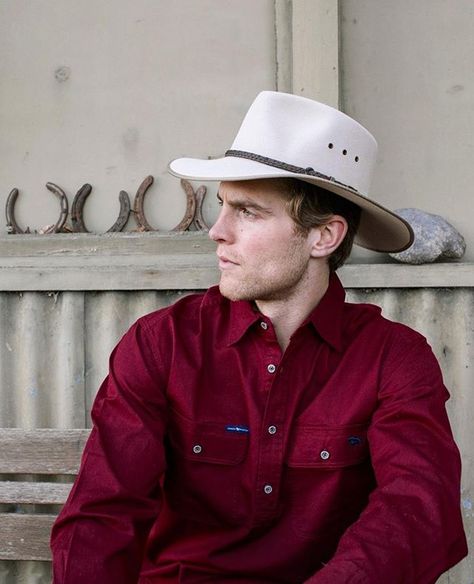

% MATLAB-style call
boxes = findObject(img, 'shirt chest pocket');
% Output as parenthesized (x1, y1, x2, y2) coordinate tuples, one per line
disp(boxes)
(284, 424, 373, 541)
(165, 414, 249, 526)
(285, 423, 369, 469)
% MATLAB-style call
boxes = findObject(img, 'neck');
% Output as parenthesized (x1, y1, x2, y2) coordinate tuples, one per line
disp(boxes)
(255, 267, 330, 351)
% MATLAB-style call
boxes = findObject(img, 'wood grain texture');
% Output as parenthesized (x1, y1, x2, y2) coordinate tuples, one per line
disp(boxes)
(0, 513, 55, 561)
(0, 481, 72, 504)
(292, 0, 339, 106)
(0, 429, 88, 561)
(0, 428, 90, 474)
(0, 234, 473, 290)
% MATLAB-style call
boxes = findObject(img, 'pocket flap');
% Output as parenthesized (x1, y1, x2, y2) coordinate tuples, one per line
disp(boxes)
(286, 424, 369, 469)
(169, 417, 249, 466)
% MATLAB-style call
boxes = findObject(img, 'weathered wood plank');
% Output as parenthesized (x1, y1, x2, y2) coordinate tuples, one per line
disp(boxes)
(0, 231, 216, 257)
(0, 429, 90, 474)
(1, 260, 474, 291)
(275, 0, 293, 93)
(0, 232, 472, 290)
(292, 0, 339, 107)
(339, 262, 474, 288)
(0, 481, 72, 504)
(0, 232, 216, 257)
(0, 513, 55, 561)
(0, 256, 218, 291)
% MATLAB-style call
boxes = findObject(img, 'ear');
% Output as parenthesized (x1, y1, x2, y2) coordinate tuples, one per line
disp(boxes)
(309, 215, 348, 259)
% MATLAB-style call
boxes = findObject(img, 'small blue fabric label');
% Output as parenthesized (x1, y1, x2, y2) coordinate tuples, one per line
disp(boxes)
(225, 425, 249, 434)
(348, 436, 362, 446)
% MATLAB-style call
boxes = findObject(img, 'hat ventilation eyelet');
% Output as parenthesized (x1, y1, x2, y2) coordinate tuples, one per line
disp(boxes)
(328, 143, 334, 149)
(342, 149, 347, 155)
(355, 156, 359, 162)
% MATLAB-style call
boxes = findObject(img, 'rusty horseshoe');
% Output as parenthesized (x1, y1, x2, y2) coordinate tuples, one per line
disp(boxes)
(6, 183, 68, 234)
(107, 190, 131, 233)
(171, 179, 197, 231)
(71, 184, 92, 232)
(42, 183, 69, 233)
(5, 188, 25, 234)
(71, 184, 131, 233)
(133, 175, 155, 232)
(193, 185, 209, 231)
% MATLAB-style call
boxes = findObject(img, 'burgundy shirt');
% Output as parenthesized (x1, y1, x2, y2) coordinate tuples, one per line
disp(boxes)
(51, 274, 467, 583)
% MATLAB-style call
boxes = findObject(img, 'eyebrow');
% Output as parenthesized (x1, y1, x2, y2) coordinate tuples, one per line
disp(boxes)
(216, 192, 273, 214)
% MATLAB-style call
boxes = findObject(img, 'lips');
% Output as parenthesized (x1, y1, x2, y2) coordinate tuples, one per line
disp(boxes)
(217, 254, 239, 269)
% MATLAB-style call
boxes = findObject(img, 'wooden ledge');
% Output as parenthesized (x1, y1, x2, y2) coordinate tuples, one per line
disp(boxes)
(0, 234, 472, 290)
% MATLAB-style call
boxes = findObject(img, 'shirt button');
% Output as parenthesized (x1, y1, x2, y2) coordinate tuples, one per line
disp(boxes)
(268, 425, 277, 435)
(260, 321, 268, 330)
(267, 364, 276, 374)
(320, 450, 330, 460)
(263, 484, 273, 494)
(193, 444, 202, 454)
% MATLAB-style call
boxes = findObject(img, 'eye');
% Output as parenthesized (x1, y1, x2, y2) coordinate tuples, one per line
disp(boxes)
(217, 198, 223, 207)
(239, 207, 255, 218)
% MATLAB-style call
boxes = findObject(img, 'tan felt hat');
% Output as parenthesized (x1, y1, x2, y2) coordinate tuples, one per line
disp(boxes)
(169, 91, 413, 252)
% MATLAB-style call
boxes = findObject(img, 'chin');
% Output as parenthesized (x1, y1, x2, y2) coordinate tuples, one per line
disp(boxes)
(218, 282, 245, 302)
(218, 279, 278, 303)
(218, 277, 254, 302)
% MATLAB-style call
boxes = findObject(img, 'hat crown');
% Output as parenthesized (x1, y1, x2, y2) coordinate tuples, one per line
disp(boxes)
(231, 91, 377, 195)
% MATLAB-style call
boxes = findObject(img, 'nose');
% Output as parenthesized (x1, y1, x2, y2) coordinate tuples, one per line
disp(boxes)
(209, 207, 232, 243)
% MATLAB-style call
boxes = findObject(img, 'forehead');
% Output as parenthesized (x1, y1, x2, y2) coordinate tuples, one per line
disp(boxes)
(218, 179, 292, 206)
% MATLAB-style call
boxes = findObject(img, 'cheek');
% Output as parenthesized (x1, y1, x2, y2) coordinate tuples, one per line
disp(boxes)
(253, 235, 304, 270)
(238, 221, 307, 266)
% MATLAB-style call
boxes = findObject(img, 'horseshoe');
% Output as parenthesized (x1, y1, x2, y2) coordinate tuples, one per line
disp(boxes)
(133, 175, 155, 231)
(5, 188, 25, 234)
(42, 183, 69, 234)
(193, 185, 208, 231)
(107, 190, 131, 232)
(6, 184, 67, 234)
(71, 184, 92, 232)
(171, 179, 197, 231)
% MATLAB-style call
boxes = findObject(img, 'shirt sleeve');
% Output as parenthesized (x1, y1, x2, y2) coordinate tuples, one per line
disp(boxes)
(305, 331, 468, 584)
(50, 318, 168, 584)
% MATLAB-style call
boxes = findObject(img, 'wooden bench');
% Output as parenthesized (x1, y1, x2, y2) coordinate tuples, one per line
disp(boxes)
(0, 428, 89, 561)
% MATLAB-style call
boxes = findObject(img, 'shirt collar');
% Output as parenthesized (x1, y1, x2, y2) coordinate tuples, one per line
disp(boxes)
(306, 272, 345, 352)
(225, 273, 346, 351)
(226, 297, 261, 346)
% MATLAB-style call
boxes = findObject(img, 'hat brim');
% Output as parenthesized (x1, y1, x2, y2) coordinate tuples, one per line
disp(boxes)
(168, 156, 413, 253)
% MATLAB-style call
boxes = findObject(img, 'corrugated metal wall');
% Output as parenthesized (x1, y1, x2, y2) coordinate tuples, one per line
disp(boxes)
(0, 288, 472, 583)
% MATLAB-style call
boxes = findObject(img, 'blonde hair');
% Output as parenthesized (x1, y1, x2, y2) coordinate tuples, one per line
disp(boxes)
(280, 179, 361, 271)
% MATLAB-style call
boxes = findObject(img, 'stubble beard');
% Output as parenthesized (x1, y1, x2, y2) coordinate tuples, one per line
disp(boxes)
(218, 241, 310, 303)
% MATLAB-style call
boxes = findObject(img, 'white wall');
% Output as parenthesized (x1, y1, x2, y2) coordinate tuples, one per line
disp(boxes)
(2, 1, 472, 263)
(341, 0, 474, 262)
(0, 0, 276, 234)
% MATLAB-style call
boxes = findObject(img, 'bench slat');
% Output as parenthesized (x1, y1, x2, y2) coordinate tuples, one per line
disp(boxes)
(0, 481, 73, 504)
(0, 513, 55, 561)
(0, 428, 90, 474)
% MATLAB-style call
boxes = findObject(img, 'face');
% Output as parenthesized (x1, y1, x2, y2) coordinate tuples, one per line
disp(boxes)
(208, 179, 317, 302)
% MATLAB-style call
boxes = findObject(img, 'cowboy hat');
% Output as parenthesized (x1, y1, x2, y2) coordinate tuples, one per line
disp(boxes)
(168, 91, 413, 252)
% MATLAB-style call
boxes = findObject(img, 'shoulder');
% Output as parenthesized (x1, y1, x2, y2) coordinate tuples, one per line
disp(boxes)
(348, 300, 445, 391)
(111, 287, 225, 375)
(135, 285, 226, 338)
(343, 299, 426, 347)
(342, 298, 437, 375)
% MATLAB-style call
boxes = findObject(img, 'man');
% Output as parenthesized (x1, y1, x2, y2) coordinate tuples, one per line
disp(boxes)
(51, 91, 467, 583)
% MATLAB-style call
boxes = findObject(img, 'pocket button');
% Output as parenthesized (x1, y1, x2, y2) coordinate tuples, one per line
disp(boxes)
(320, 450, 330, 460)
(192, 444, 203, 454)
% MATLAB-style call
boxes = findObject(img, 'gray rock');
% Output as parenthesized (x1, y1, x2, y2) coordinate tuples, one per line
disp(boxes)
(389, 208, 466, 264)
